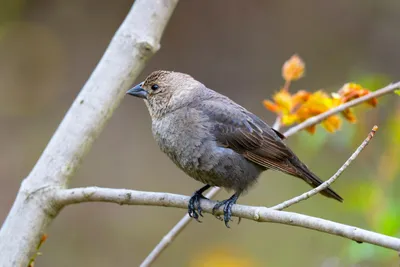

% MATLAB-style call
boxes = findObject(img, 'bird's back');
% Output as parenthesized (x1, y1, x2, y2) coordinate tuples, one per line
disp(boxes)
(151, 85, 342, 201)
(151, 87, 265, 192)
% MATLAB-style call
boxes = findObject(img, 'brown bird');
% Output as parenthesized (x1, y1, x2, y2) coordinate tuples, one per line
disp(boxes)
(127, 70, 343, 227)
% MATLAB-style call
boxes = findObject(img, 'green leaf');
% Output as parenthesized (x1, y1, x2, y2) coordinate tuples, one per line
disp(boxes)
(347, 242, 394, 263)
(349, 73, 391, 91)
(344, 182, 378, 213)
(347, 242, 375, 263)
(376, 199, 400, 236)
(395, 89, 400, 96)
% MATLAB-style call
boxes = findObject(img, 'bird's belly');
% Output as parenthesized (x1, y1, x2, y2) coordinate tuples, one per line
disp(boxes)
(184, 145, 264, 192)
(153, 118, 263, 192)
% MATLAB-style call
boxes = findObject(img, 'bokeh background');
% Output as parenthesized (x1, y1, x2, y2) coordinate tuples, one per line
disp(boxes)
(1, 0, 400, 266)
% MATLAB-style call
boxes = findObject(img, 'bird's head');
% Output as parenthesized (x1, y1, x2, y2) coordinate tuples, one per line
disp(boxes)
(126, 70, 204, 118)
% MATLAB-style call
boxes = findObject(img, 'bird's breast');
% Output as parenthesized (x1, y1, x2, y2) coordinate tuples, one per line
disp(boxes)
(151, 108, 213, 171)
(151, 108, 263, 191)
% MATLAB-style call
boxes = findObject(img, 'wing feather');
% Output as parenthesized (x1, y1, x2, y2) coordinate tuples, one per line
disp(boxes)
(197, 97, 293, 171)
(190, 92, 343, 202)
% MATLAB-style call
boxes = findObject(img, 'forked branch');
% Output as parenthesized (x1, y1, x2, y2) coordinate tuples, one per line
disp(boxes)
(54, 125, 399, 255)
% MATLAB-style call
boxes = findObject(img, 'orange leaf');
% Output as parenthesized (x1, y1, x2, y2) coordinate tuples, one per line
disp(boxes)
(40, 234, 48, 245)
(367, 97, 378, 107)
(262, 100, 280, 113)
(272, 90, 293, 113)
(322, 115, 341, 132)
(338, 83, 378, 106)
(281, 114, 298, 125)
(305, 125, 316, 134)
(292, 90, 311, 106)
(282, 54, 305, 82)
(295, 91, 332, 120)
(342, 109, 357, 123)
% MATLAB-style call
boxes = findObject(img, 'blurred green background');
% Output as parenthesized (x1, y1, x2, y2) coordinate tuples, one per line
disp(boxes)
(1, 0, 399, 266)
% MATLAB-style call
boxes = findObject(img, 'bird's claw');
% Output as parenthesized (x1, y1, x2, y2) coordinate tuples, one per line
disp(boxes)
(188, 191, 208, 222)
(212, 195, 238, 228)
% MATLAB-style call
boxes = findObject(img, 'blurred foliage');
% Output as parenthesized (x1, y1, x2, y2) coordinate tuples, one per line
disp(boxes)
(264, 55, 378, 134)
(0, 0, 65, 117)
(0, 0, 25, 31)
(345, 105, 400, 265)
(350, 73, 391, 92)
(0, 1, 399, 267)
(264, 57, 400, 266)
(189, 247, 258, 267)
(0, 22, 65, 116)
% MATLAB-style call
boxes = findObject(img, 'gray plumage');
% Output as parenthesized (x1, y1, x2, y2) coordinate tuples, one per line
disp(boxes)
(127, 70, 342, 226)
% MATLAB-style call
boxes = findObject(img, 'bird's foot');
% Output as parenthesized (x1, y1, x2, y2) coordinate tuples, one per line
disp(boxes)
(188, 190, 209, 221)
(212, 193, 239, 228)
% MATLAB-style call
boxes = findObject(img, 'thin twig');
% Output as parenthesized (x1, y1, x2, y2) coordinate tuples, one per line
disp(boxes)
(272, 117, 281, 130)
(140, 124, 378, 266)
(284, 81, 400, 137)
(54, 187, 400, 251)
(271, 125, 378, 210)
(140, 186, 220, 267)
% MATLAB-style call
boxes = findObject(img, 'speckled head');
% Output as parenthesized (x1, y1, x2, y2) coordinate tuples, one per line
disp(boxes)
(126, 70, 204, 118)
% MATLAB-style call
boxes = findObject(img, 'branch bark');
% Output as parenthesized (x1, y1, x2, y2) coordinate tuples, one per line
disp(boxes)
(139, 186, 221, 267)
(53, 124, 386, 259)
(0, 1, 179, 266)
(54, 186, 400, 251)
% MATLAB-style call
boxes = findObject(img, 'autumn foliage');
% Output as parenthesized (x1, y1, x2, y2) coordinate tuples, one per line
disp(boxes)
(263, 54, 378, 134)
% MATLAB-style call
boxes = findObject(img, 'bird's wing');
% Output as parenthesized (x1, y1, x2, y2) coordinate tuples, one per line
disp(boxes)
(198, 98, 299, 175)
(193, 94, 343, 202)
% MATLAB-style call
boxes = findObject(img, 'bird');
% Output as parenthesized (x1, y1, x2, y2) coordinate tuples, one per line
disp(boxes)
(126, 70, 343, 227)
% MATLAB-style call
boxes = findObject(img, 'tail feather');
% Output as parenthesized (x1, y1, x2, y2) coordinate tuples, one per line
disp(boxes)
(289, 158, 343, 202)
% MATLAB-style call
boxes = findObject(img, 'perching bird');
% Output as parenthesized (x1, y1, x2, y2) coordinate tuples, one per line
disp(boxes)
(127, 70, 343, 227)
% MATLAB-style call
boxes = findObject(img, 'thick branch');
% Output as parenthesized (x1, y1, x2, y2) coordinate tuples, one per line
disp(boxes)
(0, 1, 179, 266)
(54, 187, 400, 251)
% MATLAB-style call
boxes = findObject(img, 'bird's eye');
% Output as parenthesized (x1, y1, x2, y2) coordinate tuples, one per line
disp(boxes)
(151, 84, 159, 90)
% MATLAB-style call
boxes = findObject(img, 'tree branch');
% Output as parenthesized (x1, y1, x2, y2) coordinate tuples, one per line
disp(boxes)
(140, 111, 287, 267)
(283, 81, 400, 137)
(54, 124, 383, 264)
(139, 186, 220, 267)
(272, 116, 281, 130)
(140, 119, 283, 267)
(0, 1, 179, 266)
(54, 186, 400, 251)
(1, 0, 395, 265)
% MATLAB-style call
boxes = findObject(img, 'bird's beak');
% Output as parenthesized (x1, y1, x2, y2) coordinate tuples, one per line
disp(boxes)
(126, 82, 148, 99)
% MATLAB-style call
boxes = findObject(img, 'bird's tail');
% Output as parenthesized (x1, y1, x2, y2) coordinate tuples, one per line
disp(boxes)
(289, 158, 343, 202)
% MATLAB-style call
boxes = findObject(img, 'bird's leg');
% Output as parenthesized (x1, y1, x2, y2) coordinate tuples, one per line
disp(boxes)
(188, 184, 211, 221)
(212, 192, 240, 228)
